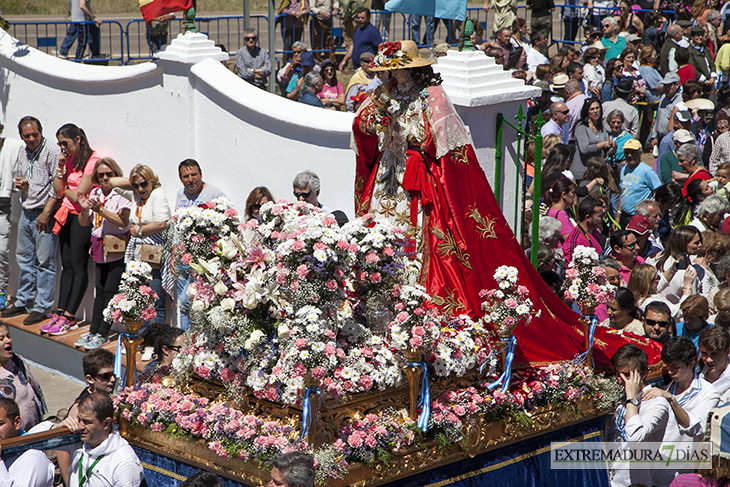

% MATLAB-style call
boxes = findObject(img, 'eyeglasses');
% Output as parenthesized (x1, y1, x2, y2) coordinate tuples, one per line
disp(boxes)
(292, 50, 304, 55)
(293, 190, 312, 199)
(558, 110, 569, 115)
(607, 275, 621, 283)
(602, 24, 610, 29)
(95, 372, 115, 382)
(622, 241, 638, 250)
(645, 318, 670, 328)
(653, 275, 660, 281)
(132, 181, 150, 190)
(57, 140, 70, 148)
(97, 171, 115, 178)
(250, 203, 261, 213)
(245, 36, 257, 41)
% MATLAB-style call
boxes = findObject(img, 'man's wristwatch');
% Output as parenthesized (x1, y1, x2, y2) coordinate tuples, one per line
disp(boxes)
(626, 397, 639, 407)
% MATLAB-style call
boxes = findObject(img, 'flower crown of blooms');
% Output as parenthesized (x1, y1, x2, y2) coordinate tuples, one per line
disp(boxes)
(370, 41, 413, 70)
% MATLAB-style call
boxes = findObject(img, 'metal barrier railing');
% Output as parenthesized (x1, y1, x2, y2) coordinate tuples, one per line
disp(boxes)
(8, 20, 125, 64)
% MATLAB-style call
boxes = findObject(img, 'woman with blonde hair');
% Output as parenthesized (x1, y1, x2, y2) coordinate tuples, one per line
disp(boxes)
(627, 263, 692, 320)
(110, 164, 171, 330)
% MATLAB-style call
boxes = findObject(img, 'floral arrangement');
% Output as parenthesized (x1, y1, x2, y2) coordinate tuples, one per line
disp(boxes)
(562, 246, 615, 314)
(342, 213, 407, 313)
(102, 261, 158, 324)
(387, 284, 441, 353)
(479, 266, 537, 336)
(170, 197, 241, 268)
(427, 315, 496, 377)
(369, 41, 413, 70)
(333, 409, 416, 465)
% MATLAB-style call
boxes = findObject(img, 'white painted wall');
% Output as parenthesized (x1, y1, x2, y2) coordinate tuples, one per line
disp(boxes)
(0, 30, 535, 324)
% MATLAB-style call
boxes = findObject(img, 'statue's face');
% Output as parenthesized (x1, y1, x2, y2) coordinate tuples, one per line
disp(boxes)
(391, 69, 410, 84)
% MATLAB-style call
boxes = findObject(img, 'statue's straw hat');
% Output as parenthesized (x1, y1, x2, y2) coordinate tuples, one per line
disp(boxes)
(369, 40, 433, 71)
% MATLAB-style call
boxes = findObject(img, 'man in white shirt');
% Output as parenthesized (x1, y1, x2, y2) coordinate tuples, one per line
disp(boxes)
(541, 102, 570, 144)
(644, 337, 720, 487)
(58, 393, 144, 487)
(607, 344, 670, 487)
(526, 31, 548, 73)
(699, 325, 730, 397)
(0, 397, 54, 487)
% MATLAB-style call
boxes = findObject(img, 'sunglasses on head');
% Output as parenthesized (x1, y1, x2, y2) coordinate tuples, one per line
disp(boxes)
(95, 372, 115, 382)
(645, 318, 669, 328)
(293, 190, 312, 199)
(132, 181, 150, 190)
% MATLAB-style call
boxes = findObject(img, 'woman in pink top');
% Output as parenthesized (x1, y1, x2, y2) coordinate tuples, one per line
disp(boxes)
(317, 59, 345, 110)
(544, 177, 576, 243)
(47, 124, 100, 336)
(75, 158, 131, 350)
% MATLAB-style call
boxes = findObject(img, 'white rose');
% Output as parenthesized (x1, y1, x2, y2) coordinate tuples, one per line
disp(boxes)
(213, 281, 228, 295)
(220, 298, 236, 311)
(278, 323, 290, 339)
(191, 300, 206, 313)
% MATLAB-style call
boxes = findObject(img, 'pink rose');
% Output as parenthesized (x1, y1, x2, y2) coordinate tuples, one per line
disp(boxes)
(326, 280, 338, 291)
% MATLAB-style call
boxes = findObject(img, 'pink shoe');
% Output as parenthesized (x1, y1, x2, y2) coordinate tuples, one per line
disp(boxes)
(40, 314, 61, 333)
(49, 316, 78, 336)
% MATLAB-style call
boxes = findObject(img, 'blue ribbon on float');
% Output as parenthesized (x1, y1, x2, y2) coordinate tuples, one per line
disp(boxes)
(487, 335, 517, 393)
(406, 361, 430, 432)
(573, 314, 598, 367)
(299, 385, 321, 442)
(114, 332, 139, 379)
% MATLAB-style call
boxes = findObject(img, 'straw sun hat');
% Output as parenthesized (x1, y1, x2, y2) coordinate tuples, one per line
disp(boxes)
(369, 40, 433, 71)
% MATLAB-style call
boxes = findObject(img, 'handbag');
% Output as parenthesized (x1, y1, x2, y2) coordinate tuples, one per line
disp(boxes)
(103, 234, 127, 258)
(139, 244, 163, 267)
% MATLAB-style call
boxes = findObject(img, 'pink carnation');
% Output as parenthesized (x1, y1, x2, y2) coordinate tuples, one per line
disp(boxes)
(296, 264, 308, 278)
(504, 298, 518, 309)
(313, 242, 326, 251)
(409, 336, 423, 348)
(141, 307, 157, 321)
(224, 208, 238, 217)
(347, 430, 364, 448)
(369, 272, 382, 283)
(365, 252, 380, 264)
(292, 240, 306, 252)
(220, 368, 235, 382)
(181, 253, 193, 265)
(326, 279, 338, 291)
(565, 388, 580, 402)
(383, 247, 395, 256)
(412, 326, 425, 337)
(396, 311, 409, 323)
(336, 240, 349, 250)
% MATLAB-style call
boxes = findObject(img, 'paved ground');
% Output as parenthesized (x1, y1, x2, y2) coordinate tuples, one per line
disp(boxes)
(28, 362, 85, 421)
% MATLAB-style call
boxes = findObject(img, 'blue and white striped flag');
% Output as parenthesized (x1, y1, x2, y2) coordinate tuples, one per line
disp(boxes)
(384, 0, 468, 21)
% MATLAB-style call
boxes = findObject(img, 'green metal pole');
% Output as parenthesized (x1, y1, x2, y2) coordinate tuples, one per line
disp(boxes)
(495, 113, 503, 204)
(531, 112, 545, 269)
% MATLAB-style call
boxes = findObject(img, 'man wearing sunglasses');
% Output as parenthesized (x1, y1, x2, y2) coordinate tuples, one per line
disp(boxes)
(642, 301, 673, 345)
(292, 171, 348, 225)
(235, 28, 271, 90)
(609, 229, 644, 284)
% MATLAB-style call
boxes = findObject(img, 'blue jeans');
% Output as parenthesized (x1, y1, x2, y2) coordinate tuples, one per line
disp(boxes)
(16, 209, 58, 313)
(410, 15, 435, 46)
(148, 268, 166, 324)
(59, 22, 80, 56)
(176, 267, 191, 331)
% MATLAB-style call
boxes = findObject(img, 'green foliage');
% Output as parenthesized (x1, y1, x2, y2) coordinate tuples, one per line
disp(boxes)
(508, 409, 533, 428)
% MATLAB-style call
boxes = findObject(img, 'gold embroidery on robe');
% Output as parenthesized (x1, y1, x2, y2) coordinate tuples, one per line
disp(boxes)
(355, 176, 367, 215)
(432, 290, 466, 316)
(379, 200, 397, 218)
(432, 225, 472, 270)
(451, 146, 469, 165)
(466, 205, 498, 239)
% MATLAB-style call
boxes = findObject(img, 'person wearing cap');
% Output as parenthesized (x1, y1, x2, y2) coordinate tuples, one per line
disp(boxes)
(344, 51, 375, 112)
(549, 73, 569, 102)
(626, 214, 658, 261)
(634, 199, 665, 257)
(660, 126, 695, 185)
(625, 33, 643, 51)
(338, 7, 382, 73)
(526, 31, 548, 73)
(541, 102, 570, 144)
(526, 81, 553, 124)
(607, 344, 670, 487)
(317, 58, 344, 109)
(659, 24, 683, 75)
(601, 18, 627, 60)
(677, 19, 693, 48)
(688, 26, 717, 88)
(433, 43, 449, 58)
(619, 138, 662, 228)
(602, 78, 640, 138)
(285, 51, 317, 101)
(650, 72, 682, 149)
(235, 28, 271, 90)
